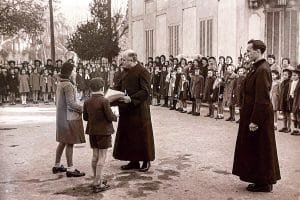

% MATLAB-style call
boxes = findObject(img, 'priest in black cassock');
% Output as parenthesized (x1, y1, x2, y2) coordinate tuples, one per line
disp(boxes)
(112, 49, 155, 172)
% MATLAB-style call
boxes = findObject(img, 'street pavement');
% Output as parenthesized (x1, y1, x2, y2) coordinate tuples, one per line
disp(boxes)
(0, 103, 300, 200)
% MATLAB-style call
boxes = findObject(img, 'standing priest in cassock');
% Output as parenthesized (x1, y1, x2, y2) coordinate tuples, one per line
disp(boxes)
(232, 40, 281, 192)
(112, 49, 155, 172)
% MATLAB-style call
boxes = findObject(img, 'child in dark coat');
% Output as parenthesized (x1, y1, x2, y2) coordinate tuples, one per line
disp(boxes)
(204, 70, 216, 117)
(234, 67, 247, 123)
(190, 68, 204, 116)
(290, 68, 300, 135)
(30, 68, 40, 104)
(279, 69, 293, 133)
(152, 66, 161, 106)
(212, 71, 225, 119)
(270, 70, 281, 130)
(7, 68, 19, 105)
(83, 78, 117, 193)
(177, 73, 189, 113)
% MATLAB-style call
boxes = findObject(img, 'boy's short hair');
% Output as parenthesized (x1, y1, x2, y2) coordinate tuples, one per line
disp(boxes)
(89, 78, 104, 92)
(283, 69, 292, 78)
(271, 70, 280, 79)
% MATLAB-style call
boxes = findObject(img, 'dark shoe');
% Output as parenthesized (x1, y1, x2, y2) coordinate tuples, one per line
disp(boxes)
(204, 114, 211, 117)
(52, 165, 67, 174)
(291, 130, 299, 135)
(139, 161, 151, 172)
(66, 169, 85, 177)
(225, 117, 232, 121)
(170, 107, 175, 110)
(293, 131, 300, 136)
(236, 119, 240, 123)
(181, 110, 187, 113)
(121, 162, 140, 170)
(92, 184, 110, 193)
(278, 127, 288, 132)
(285, 128, 291, 133)
(193, 112, 200, 116)
(187, 111, 193, 114)
(246, 184, 273, 192)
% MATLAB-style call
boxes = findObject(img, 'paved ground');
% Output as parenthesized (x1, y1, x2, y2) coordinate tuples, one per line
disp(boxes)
(0, 103, 300, 200)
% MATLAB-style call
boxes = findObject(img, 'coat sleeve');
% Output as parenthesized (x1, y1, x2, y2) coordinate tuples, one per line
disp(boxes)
(250, 67, 272, 126)
(83, 102, 88, 121)
(64, 83, 82, 113)
(130, 69, 150, 106)
(103, 99, 117, 122)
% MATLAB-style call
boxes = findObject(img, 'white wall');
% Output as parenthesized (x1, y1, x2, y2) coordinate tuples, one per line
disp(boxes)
(155, 14, 167, 56)
(182, 7, 197, 57)
(132, 0, 144, 17)
(132, 20, 145, 62)
(217, 0, 237, 59)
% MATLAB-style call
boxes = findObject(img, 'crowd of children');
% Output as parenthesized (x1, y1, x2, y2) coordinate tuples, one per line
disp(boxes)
(0, 59, 120, 105)
(1, 54, 299, 136)
(145, 54, 300, 136)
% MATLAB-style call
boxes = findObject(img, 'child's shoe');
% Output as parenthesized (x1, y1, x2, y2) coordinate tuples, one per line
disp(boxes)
(278, 127, 287, 132)
(52, 165, 67, 174)
(92, 184, 110, 193)
(66, 169, 85, 177)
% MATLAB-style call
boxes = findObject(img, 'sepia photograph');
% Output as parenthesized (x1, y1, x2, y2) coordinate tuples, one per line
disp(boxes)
(0, 0, 300, 199)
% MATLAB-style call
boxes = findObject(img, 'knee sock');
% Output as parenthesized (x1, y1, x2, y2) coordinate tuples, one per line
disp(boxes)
(66, 144, 74, 168)
(55, 142, 66, 166)
(92, 149, 99, 177)
(94, 149, 107, 186)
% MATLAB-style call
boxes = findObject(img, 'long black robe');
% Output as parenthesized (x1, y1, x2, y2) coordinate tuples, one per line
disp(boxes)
(113, 63, 155, 161)
(232, 59, 281, 184)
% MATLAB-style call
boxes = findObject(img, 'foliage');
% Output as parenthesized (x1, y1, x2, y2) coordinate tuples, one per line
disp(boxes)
(0, 0, 45, 36)
(67, 0, 128, 62)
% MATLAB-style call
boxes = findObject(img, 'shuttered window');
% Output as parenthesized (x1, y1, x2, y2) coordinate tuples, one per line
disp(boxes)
(266, 10, 299, 65)
(168, 25, 179, 56)
(199, 18, 213, 56)
(146, 29, 154, 59)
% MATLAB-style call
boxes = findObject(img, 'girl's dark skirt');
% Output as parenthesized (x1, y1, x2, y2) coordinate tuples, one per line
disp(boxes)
(89, 135, 112, 149)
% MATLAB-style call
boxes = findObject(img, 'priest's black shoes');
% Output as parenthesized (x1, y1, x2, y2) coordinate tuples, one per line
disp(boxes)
(246, 184, 273, 192)
(121, 161, 140, 170)
(139, 161, 151, 172)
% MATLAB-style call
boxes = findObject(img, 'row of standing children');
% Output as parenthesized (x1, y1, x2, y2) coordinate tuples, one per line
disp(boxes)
(271, 66, 300, 135)
(0, 62, 59, 105)
(147, 55, 248, 123)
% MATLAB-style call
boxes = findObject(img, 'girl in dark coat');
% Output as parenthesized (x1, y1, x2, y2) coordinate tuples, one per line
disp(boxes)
(159, 65, 168, 107)
(270, 70, 281, 130)
(152, 66, 161, 106)
(234, 67, 247, 123)
(177, 73, 189, 113)
(203, 70, 216, 117)
(30, 68, 40, 104)
(7, 68, 19, 105)
(191, 68, 204, 116)
(290, 68, 300, 135)
(278, 69, 292, 133)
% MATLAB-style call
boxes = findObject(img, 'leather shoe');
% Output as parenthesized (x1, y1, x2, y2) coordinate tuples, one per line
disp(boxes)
(66, 169, 85, 177)
(246, 184, 273, 192)
(139, 161, 151, 172)
(121, 162, 140, 170)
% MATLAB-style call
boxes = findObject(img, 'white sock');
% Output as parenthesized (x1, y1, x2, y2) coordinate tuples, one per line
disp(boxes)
(67, 166, 75, 171)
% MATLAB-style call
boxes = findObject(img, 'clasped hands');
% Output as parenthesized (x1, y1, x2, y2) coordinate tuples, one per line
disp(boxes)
(118, 95, 131, 104)
(249, 122, 258, 132)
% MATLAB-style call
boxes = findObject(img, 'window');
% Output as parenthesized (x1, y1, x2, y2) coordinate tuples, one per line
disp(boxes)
(199, 18, 213, 56)
(145, 29, 154, 59)
(266, 10, 299, 65)
(169, 25, 179, 56)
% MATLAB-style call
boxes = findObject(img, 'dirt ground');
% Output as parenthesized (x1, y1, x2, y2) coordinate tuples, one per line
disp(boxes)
(0, 104, 300, 200)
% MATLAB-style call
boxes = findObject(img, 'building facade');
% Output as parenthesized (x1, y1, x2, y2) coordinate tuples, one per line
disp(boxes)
(128, 0, 300, 65)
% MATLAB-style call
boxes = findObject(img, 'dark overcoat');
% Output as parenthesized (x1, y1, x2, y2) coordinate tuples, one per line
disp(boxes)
(112, 63, 155, 161)
(159, 71, 168, 96)
(7, 73, 19, 93)
(292, 81, 300, 113)
(234, 76, 246, 107)
(279, 79, 292, 112)
(203, 76, 215, 102)
(232, 59, 281, 184)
